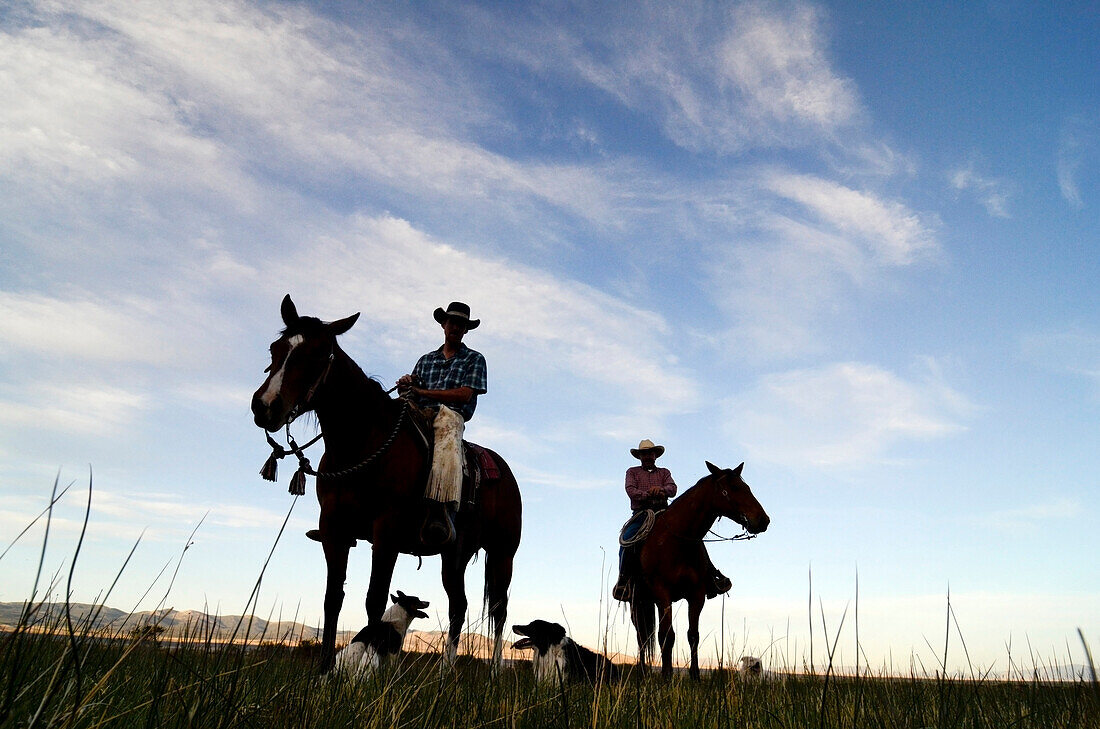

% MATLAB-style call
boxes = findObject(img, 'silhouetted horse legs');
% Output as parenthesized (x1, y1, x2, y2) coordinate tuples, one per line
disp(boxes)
(320, 541, 350, 672)
(656, 597, 676, 678)
(630, 595, 656, 671)
(441, 548, 474, 665)
(686, 594, 705, 680)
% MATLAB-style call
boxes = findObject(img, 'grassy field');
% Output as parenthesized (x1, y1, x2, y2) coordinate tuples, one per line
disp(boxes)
(4, 481, 1098, 728)
(3, 605, 1098, 729)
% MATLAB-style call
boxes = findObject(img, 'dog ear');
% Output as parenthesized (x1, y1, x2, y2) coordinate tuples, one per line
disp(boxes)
(550, 623, 567, 642)
(390, 592, 398, 603)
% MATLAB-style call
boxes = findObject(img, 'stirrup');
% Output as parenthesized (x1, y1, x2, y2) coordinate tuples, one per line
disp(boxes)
(420, 505, 456, 547)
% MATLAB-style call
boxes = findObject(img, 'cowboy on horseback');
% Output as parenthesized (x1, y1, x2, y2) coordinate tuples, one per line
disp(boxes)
(396, 301, 487, 547)
(612, 439, 732, 602)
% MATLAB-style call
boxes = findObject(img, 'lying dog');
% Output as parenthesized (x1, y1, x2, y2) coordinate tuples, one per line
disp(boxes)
(736, 655, 763, 677)
(333, 591, 429, 677)
(512, 619, 618, 684)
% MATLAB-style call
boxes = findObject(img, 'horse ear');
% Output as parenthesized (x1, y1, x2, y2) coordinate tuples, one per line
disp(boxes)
(734, 462, 745, 475)
(706, 461, 721, 475)
(280, 294, 299, 327)
(329, 312, 360, 336)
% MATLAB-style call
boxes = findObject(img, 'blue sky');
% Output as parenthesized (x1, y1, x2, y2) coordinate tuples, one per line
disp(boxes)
(2, 0, 1098, 674)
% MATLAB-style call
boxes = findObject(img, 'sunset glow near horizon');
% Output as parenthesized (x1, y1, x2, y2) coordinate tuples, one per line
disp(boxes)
(1, 0, 1098, 675)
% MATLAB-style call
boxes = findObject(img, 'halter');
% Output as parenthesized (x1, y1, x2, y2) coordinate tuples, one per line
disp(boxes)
(259, 344, 407, 495)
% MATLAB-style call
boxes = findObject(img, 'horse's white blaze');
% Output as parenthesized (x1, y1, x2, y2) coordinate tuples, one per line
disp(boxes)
(259, 335, 303, 406)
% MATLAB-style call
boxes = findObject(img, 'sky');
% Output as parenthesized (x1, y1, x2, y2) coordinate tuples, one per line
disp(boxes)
(1, 0, 1098, 676)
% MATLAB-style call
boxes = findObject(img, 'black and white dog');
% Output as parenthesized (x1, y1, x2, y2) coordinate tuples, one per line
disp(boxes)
(333, 591, 429, 677)
(511, 619, 619, 684)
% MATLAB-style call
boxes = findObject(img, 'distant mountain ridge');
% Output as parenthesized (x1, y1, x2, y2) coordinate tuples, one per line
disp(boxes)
(0, 601, 528, 660)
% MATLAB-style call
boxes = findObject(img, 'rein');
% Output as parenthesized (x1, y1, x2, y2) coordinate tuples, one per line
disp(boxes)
(703, 526, 757, 543)
(260, 384, 407, 495)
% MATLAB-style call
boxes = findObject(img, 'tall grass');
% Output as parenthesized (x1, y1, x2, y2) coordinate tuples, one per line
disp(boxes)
(2, 476, 1098, 729)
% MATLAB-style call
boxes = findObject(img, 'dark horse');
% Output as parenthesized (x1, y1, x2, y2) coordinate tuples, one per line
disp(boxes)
(251, 295, 522, 672)
(630, 461, 768, 679)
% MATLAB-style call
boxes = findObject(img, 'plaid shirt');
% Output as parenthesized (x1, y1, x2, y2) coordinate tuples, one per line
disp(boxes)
(625, 466, 676, 511)
(411, 344, 487, 421)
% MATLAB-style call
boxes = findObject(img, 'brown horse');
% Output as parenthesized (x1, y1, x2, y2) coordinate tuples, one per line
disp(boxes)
(630, 461, 769, 679)
(251, 295, 522, 672)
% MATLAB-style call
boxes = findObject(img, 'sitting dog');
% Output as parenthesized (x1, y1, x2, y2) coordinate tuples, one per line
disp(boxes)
(333, 591, 429, 677)
(511, 619, 618, 684)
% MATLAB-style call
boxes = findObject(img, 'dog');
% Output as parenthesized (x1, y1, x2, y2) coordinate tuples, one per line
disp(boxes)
(511, 619, 619, 684)
(735, 655, 763, 677)
(333, 591, 429, 677)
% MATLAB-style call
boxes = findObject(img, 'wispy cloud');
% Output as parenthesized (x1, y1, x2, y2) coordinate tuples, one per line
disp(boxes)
(763, 172, 937, 265)
(258, 214, 701, 420)
(0, 382, 148, 435)
(484, 0, 863, 155)
(950, 161, 1011, 218)
(1057, 113, 1097, 208)
(1020, 326, 1100, 390)
(706, 172, 939, 359)
(726, 360, 972, 468)
(0, 292, 174, 363)
(976, 498, 1082, 531)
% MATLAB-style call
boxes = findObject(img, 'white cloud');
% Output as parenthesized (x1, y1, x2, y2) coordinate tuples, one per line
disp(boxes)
(1020, 326, 1100, 391)
(0, 382, 148, 435)
(976, 498, 1082, 531)
(0, 292, 174, 363)
(259, 214, 700, 418)
(707, 172, 939, 359)
(950, 162, 1011, 218)
(720, 2, 860, 132)
(1057, 113, 1097, 209)
(763, 172, 937, 265)
(727, 361, 972, 468)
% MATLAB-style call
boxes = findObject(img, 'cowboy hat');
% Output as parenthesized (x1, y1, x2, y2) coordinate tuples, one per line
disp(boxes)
(433, 301, 480, 329)
(630, 439, 665, 459)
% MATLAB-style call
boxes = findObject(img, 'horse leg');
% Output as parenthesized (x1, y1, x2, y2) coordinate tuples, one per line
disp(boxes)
(657, 598, 675, 679)
(484, 547, 514, 672)
(629, 597, 650, 671)
(687, 594, 705, 680)
(440, 549, 473, 665)
(365, 545, 398, 636)
(320, 540, 350, 673)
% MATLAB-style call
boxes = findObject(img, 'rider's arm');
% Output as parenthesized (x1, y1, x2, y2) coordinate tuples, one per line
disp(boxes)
(411, 385, 475, 405)
(662, 469, 677, 498)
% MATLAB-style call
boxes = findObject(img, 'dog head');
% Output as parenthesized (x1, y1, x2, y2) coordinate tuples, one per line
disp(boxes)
(512, 619, 568, 654)
(390, 590, 430, 619)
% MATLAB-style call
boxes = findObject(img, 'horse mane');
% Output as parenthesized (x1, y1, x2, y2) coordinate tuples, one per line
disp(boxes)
(279, 315, 327, 338)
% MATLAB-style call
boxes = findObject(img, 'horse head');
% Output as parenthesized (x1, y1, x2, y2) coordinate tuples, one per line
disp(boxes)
(251, 294, 360, 432)
(703, 461, 770, 535)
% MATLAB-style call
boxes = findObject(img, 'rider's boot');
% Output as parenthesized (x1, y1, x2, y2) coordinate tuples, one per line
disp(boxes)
(421, 500, 457, 547)
(707, 568, 732, 598)
(612, 573, 632, 602)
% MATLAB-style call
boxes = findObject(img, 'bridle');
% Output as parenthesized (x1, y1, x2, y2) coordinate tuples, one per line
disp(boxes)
(259, 343, 407, 495)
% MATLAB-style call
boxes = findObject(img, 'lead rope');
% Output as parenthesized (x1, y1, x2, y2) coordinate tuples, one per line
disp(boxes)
(260, 391, 407, 495)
